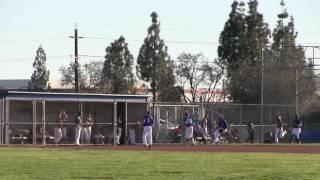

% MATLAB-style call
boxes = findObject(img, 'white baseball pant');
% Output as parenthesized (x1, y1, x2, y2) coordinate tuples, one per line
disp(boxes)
(143, 126, 152, 146)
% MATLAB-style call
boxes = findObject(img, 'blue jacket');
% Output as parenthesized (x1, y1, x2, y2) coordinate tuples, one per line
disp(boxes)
(294, 117, 302, 128)
(184, 116, 193, 127)
(218, 117, 228, 129)
(143, 115, 154, 127)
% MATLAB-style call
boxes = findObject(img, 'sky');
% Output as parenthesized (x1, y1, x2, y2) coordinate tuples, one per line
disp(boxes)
(0, 0, 320, 80)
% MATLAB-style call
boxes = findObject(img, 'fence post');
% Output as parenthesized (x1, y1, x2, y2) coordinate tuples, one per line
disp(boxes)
(113, 101, 117, 146)
(174, 107, 177, 124)
(260, 104, 264, 143)
(239, 105, 242, 126)
(5, 100, 10, 145)
(32, 100, 37, 145)
(166, 111, 169, 130)
(0, 99, 3, 147)
(42, 100, 46, 147)
(269, 106, 272, 126)
(124, 100, 128, 145)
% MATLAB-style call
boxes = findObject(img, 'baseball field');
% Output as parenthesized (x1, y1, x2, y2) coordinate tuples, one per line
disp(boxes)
(0, 144, 320, 180)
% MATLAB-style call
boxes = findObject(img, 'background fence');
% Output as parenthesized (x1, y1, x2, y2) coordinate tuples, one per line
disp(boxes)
(153, 102, 320, 144)
(1, 99, 320, 145)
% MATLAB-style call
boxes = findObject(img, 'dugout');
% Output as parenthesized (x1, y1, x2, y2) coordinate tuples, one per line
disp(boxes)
(0, 91, 151, 146)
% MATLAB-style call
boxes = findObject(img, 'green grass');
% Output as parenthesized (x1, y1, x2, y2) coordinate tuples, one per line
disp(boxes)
(0, 148, 320, 180)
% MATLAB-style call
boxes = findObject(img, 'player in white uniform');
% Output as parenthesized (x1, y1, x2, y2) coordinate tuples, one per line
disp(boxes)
(115, 113, 122, 145)
(275, 115, 287, 144)
(142, 111, 154, 150)
(83, 113, 93, 144)
(184, 112, 194, 145)
(74, 111, 82, 146)
(54, 110, 68, 144)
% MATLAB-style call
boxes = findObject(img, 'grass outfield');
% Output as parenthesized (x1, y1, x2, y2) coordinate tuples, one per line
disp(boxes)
(0, 148, 320, 180)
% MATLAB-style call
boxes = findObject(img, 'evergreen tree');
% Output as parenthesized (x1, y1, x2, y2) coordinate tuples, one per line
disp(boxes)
(218, 1, 246, 70)
(265, 0, 317, 110)
(137, 12, 176, 102)
(218, 0, 270, 103)
(102, 36, 134, 94)
(30, 45, 50, 90)
(157, 59, 181, 102)
(245, 0, 269, 65)
(240, 0, 270, 103)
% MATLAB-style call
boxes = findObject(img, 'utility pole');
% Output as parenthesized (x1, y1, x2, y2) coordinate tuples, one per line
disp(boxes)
(74, 28, 79, 93)
(69, 24, 83, 93)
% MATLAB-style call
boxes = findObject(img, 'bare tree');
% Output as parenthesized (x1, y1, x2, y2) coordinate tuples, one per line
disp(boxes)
(59, 60, 104, 92)
(175, 53, 224, 103)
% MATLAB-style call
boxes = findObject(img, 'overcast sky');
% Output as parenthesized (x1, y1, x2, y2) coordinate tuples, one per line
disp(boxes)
(1, 0, 320, 80)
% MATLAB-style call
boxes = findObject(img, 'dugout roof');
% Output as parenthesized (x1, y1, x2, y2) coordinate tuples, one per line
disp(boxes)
(0, 91, 151, 103)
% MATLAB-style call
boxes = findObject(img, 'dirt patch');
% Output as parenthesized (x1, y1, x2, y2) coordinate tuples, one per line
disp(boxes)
(27, 144, 320, 154)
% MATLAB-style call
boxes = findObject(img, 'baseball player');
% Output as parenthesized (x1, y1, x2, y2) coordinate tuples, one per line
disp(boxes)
(54, 110, 68, 144)
(199, 114, 209, 144)
(213, 113, 228, 144)
(274, 115, 287, 144)
(74, 111, 82, 146)
(83, 112, 93, 144)
(290, 114, 302, 144)
(184, 112, 194, 145)
(246, 122, 254, 144)
(115, 113, 122, 145)
(142, 111, 154, 150)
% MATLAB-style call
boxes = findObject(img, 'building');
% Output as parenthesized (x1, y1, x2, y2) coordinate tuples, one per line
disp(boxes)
(0, 79, 30, 90)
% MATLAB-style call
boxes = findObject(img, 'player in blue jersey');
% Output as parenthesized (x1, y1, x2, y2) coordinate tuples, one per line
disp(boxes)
(184, 112, 194, 145)
(213, 113, 228, 144)
(142, 111, 154, 150)
(291, 114, 302, 144)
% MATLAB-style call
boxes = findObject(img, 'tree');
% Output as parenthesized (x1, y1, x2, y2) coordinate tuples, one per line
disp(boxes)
(59, 61, 103, 92)
(218, 1, 246, 70)
(60, 62, 86, 90)
(244, 0, 270, 65)
(101, 36, 134, 94)
(264, 0, 317, 111)
(217, 1, 247, 103)
(218, 0, 270, 103)
(137, 12, 176, 102)
(157, 59, 181, 102)
(30, 45, 50, 90)
(176, 53, 224, 103)
(83, 61, 104, 92)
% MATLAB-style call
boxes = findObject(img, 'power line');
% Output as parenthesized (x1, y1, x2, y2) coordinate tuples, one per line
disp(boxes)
(0, 37, 68, 43)
(77, 23, 320, 35)
(0, 23, 73, 32)
(1, 23, 320, 39)
(76, 23, 221, 33)
(0, 55, 72, 63)
(83, 36, 218, 45)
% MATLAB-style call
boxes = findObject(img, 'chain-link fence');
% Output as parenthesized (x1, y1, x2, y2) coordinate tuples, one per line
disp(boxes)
(153, 103, 200, 143)
(153, 102, 320, 144)
(2, 98, 319, 146)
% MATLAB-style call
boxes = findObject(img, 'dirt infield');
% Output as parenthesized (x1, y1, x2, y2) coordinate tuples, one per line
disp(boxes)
(24, 144, 320, 154)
